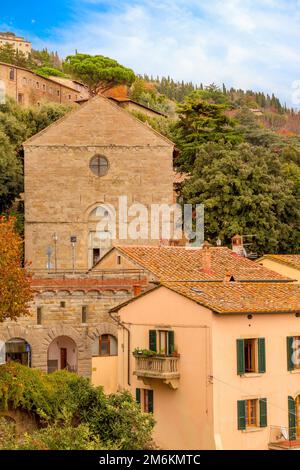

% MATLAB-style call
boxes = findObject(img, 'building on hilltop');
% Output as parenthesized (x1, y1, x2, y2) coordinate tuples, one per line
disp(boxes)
(0, 62, 89, 107)
(0, 31, 31, 56)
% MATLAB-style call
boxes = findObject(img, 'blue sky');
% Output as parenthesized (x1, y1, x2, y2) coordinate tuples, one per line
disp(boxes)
(1, 0, 300, 106)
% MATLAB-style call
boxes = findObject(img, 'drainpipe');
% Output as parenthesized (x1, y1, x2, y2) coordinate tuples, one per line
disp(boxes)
(109, 310, 131, 386)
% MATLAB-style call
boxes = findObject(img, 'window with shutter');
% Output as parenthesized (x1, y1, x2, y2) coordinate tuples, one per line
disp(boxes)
(236, 339, 245, 375)
(136, 388, 141, 405)
(168, 331, 175, 355)
(259, 398, 267, 427)
(258, 338, 266, 373)
(287, 337, 294, 371)
(147, 390, 154, 413)
(288, 396, 296, 441)
(149, 330, 157, 352)
(237, 400, 246, 430)
(287, 336, 300, 371)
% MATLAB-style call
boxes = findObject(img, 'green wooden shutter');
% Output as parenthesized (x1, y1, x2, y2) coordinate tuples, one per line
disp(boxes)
(287, 337, 294, 371)
(258, 338, 266, 373)
(236, 339, 245, 375)
(288, 396, 296, 440)
(135, 388, 141, 405)
(168, 331, 175, 355)
(149, 330, 157, 352)
(148, 390, 154, 413)
(237, 400, 246, 430)
(259, 398, 267, 427)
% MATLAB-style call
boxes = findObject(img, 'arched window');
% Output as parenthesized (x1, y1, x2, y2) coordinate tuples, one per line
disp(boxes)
(5, 338, 31, 367)
(92, 335, 118, 357)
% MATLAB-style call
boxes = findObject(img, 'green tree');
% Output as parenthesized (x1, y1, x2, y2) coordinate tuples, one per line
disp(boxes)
(0, 131, 23, 213)
(0, 43, 28, 67)
(182, 142, 300, 254)
(64, 54, 135, 94)
(173, 95, 243, 171)
(0, 363, 155, 450)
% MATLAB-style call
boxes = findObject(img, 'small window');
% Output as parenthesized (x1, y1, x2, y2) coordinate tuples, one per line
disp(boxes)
(60, 301, 66, 308)
(9, 68, 15, 81)
(36, 82, 39, 89)
(37, 307, 42, 325)
(117, 255, 122, 265)
(237, 338, 266, 375)
(149, 330, 175, 356)
(100, 334, 117, 356)
(42, 84, 46, 92)
(287, 336, 300, 370)
(69, 94, 72, 100)
(82, 305, 87, 324)
(244, 339, 256, 373)
(245, 399, 258, 427)
(93, 248, 100, 266)
(22, 77, 27, 85)
(17, 93, 24, 105)
(136, 388, 154, 413)
(89, 155, 109, 177)
(57, 90, 60, 96)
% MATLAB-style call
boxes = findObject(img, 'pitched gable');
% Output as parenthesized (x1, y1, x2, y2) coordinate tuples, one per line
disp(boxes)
(24, 96, 174, 147)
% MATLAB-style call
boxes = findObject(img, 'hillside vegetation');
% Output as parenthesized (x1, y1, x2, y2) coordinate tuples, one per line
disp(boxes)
(0, 44, 299, 253)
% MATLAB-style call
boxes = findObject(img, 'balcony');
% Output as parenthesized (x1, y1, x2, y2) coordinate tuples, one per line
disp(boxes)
(268, 426, 300, 450)
(134, 354, 180, 389)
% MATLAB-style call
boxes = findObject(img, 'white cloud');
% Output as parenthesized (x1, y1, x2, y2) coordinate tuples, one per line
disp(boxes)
(32, 0, 300, 105)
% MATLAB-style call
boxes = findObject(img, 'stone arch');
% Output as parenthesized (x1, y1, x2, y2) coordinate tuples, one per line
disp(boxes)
(0, 325, 35, 347)
(87, 322, 118, 345)
(41, 325, 84, 351)
(47, 335, 78, 373)
(88, 323, 118, 357)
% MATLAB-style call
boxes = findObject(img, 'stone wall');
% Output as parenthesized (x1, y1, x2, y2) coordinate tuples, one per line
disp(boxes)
(0, 288, 131, 378)
(0, 62, 83, 106)
(24, 97, 174, 271)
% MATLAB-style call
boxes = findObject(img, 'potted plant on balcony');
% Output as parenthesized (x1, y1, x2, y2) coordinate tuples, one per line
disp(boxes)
(171, 350, 180, 358)
(133, 348, 157, 357)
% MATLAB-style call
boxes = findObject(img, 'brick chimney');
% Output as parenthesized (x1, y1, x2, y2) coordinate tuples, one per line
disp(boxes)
(202, 241, 212, 274)
(133, 285, 142, 297)
(231, 235, 247, 257)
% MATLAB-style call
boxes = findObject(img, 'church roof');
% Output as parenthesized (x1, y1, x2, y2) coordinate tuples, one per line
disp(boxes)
(23, 95, 174, 147)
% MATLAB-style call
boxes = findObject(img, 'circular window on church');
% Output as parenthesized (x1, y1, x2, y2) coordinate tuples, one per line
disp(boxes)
(89, 155, 109, 177)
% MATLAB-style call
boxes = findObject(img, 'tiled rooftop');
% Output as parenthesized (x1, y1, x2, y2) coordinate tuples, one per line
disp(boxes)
(163, 281, 300, 314)
(260, 254, 300, 270)
(114, 246, 293, 282)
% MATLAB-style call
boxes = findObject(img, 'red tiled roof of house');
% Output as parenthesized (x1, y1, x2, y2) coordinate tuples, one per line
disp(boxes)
(259, 254, 300, 270)
(111, 246, 294, 282)
(163, 281, 300, 314)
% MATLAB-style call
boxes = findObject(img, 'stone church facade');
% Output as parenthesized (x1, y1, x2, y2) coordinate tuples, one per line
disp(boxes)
(0, 96, 174, 383)
(24, 95, 174, 272)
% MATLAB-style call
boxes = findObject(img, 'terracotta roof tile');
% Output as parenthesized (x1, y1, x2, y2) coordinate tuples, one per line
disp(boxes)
(163, 281, 300, 314)
(114, 246, 293, 282)
(260, 254, 300, 270)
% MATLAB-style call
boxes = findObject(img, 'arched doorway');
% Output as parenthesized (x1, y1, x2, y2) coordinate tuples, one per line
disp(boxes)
(47, 336, 77, 373)
(5, 338, 31, 367)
